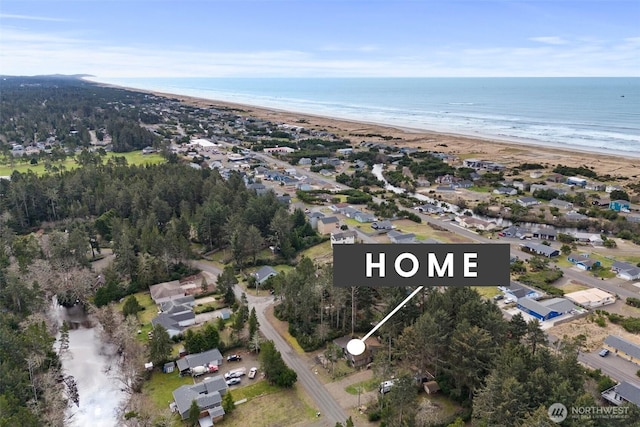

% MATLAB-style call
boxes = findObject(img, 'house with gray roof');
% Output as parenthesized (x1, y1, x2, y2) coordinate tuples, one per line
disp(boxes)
(415, 203, 444, 214)
(520, 242, 560, 257)
(317, 216, 339, 235)
(517, 297, 577, 321)
(603, 335, 640, 365)
(517, 196, 539, 207)
(602, 381, 640, 408)
(550, 199, 573, 209)
(152, 295, 196, 338)
(172, 375, 228, 421)
(254, 266, 278, 285)
(611, 261, 640, 281)
(330, 230, 357, 246)
(371, 220, 393, 230)
(176, 349, 224, 375)
(388, 230, 416, 244)
(494, 187, 518, 196)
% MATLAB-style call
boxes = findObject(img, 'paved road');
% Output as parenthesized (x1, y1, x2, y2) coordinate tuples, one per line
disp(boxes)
(193, 260, 348, 425)
(578, 350, 640, 385)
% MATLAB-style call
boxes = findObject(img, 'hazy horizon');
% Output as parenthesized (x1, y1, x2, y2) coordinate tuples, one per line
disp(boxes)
(1, 1, 638, 78)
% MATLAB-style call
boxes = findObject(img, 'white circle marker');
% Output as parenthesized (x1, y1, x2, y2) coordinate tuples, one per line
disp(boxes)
(347, 338, 366, 356)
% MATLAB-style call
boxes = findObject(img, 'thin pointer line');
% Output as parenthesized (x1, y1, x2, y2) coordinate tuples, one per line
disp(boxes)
(361, 286, 424, 341)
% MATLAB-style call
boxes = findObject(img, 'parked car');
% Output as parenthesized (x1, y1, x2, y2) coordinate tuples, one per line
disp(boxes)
(248, 367, 258, 379)
(226, 377, 241, 386)
(227, 354, 242, 362)
(599, 348, 610, 357)
(493, 294, 504, 301)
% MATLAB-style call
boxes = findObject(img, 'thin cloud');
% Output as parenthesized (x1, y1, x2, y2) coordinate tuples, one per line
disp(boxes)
(529, 36, 568, 45)
(0, 13, 70, 22)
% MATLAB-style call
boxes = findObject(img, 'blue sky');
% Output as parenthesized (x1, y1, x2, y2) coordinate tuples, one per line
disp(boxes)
(1, 0, 638, 77)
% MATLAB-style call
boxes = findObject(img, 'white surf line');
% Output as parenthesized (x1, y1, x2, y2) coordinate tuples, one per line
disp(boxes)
(347, 286, 424, 356)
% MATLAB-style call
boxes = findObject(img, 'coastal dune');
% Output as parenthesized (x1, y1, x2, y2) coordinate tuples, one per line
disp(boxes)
(146, 88, 639, 181)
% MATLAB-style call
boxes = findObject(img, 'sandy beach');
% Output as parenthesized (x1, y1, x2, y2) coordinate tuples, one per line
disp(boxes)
(141, 87, 639, 181)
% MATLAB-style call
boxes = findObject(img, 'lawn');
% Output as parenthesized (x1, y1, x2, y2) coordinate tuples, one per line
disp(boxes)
(143, 371, 193, 411)
(557, 281, 590, 293)
(299, 240, 332, 261)
(472, 286, 500, 299)
(228, 380, 280, 402)
(345, 377, 381, 395)
(0, 151, 165, 176)
(220, 386, 314, 426)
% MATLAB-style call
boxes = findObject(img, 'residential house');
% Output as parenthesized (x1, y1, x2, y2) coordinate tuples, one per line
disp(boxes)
(353, 160, 367, 170)
(585, 181, 606, 191)
(336, 148, 353, 155)
(354, 212, 376, 223)
(565, 288, 615, 308)
(435, 174, 455, 184)
(609, 200, 631, 212)
(603, 336, 640, 366)
(317, 216, 340, 235)
(176, 348, 225, 376)
(531, 227, 557, 241)
(566, 177, 587, 187)
(436, 185, 455, 192)
(340, 206, 361, 218)
(388, 230, 416, 244)
(415, 203, 444, 214)
(263, 146, 295, 154)
(520, 242, 560, 257)
(517, 297, 577, 321)
(172, 375, 228, 422)
(306, 211, 325, 229)
(571, 231, 604, 246)
(499, 226, 531, 239)
(512, 181, 529, 191)
(298, 157, 312, 165)
(567, 253, 601, 270)
(247, 182, 267, 195)
(504, 282, 540, 302)
(458, 216, 497, 231)
(606, 185, 623, 193)
(601, 381, 640, 408)
(550, 199, 573, 209)
(329, 202, 349, 212)
(333, 335, 382, 368)
(453, 180, 473, 189)
(254, 266, 279, 286)
(565, 211, 588, 221)
(149, 280, 184, 304)
(330, 230, 357, 246)
(371, 220, 393, 230)
(517, 196, 539, 207)
(494, 187, 518, 196)
(610, 261, 640, 281)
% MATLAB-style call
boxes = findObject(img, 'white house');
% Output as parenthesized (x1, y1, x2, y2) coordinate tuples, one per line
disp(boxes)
(330, 230, 357, 246)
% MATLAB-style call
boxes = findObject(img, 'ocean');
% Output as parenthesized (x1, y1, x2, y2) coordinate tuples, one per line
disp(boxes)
(92, 77, 640, 156)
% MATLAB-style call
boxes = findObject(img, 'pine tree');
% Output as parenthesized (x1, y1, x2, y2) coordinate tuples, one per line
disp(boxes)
(248, 307, 259, 338)
(222, 390, 235, 414)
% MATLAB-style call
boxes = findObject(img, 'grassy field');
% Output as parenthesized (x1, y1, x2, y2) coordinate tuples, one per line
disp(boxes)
(557, 281, 590, 293)
(220, 385, 314, 426)
(473, 286, 501, 299)
(299, 240, 332, 261)
(143, 371, 193, 411)
(0, 151, 165, 176)
(345, 377, 380, 395)
(229, 380, 280, 401)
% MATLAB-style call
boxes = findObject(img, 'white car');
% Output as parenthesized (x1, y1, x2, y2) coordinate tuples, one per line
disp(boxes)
(248, 367, 257, 379)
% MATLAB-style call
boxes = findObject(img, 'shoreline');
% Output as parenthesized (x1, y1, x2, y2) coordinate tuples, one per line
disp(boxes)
(88, 78, 640, 179)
